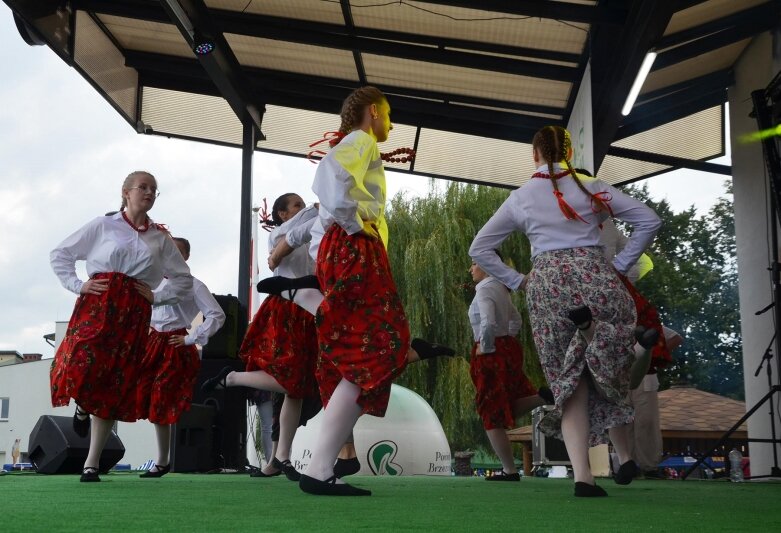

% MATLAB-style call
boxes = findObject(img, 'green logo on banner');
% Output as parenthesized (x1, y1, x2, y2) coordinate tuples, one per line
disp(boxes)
(367, 440, 403, 476)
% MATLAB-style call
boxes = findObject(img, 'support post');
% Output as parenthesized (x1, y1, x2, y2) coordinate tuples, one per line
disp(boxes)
(238, 119, 256, 319)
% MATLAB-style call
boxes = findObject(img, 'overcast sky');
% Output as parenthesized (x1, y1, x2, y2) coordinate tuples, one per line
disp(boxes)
(0, 6, 731, 357)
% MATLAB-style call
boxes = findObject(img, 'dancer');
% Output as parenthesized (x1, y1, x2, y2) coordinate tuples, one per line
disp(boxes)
(273, 86, 455, 497)
(202, 193, 320, 481)
(136, 236, 225, 478)
(467, 253, 553, 481)
(469, 126, 661, 497)
(50, 171, 192, 482)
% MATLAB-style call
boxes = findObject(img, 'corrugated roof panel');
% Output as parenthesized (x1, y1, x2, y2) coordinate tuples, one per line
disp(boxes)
(597, 155, 671, 186)
(664, 0, 769, 35)
(98, 14, 191, 58)
(206, 0, 346, 24)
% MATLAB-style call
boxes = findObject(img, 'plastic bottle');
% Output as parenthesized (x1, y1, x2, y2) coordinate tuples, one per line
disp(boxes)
(728, 448, 744, 482)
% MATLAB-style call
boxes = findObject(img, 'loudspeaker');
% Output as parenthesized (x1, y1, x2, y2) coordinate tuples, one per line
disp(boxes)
(171, 404, 216, 473)
(202, 294, 246, 359)
(190, 358, 248, 471)
(28, 415, 125, 474)
(532, 406, 571, 466)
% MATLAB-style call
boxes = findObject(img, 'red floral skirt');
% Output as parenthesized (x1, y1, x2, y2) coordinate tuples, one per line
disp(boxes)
(470, 336, 537, 430)
(239, 295, 319, 399)
(136, 328, 200, 424)
(617, 274, 672, 370)
(315, 224, 410, 416)
(50, 272, 151, 421)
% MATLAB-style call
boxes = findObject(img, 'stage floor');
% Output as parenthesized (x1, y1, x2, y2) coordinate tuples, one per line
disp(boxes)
(3, 472, 780, 531)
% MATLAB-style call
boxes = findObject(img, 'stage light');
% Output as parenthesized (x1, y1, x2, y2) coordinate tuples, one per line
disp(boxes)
(193, 32, 215, 56)
(621, 51, 657, 116)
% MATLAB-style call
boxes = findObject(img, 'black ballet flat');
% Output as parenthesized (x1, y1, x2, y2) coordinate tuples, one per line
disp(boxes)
(272, 457, 301, 482)
(334, 457, 361, 478)
(486, 471, 520, 482)
(80, 467, 100, 483)
(250, 468, 282, 478)
(614, 460, 639, 485)
(201, 366, 233, 394)
(73, 407, 90, 438)
(411, 338, 456, 360)
(567, 305, 593, 330)
(299, 474, 371, 496)
(256, 275, 320, 296)
(538, 386, 555, 405)
(574, 481, 607, 497)
(139, 464, 170, 478)
(634, 326, 660, 350)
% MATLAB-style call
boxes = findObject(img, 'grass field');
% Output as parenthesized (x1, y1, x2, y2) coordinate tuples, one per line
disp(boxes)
(3, 472, 781, 532)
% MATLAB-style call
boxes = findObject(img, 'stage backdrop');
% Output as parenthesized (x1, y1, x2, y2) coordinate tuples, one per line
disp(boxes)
(567, 61, 594, 174)
(290, 385, 452, 476)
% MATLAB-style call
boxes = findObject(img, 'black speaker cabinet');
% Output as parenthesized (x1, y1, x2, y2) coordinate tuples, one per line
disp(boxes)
(171, 404, 216, 473)
(202, 294, 246, 359)
(532, 406, 571, 466)
(191, 358, 248, 471)
(28, 415, 125, 474)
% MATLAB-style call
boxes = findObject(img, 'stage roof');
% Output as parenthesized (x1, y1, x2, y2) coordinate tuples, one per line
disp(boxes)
(8, 0, 778, 187)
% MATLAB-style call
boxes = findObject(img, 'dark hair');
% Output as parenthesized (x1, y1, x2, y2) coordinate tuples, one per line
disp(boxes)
(574, 168, 593, 177)
(105, 211, 119, 216)
(494, 249, 504, 262)
(172, 237, 190, 255)
(532, 126, 609, 215)
(270, 193, 299, 226)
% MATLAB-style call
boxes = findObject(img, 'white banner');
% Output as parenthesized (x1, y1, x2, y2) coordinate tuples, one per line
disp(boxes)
(566, 62, 594, 174)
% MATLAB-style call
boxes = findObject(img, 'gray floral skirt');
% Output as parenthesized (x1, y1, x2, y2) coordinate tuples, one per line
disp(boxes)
(526, 246, 636, 446)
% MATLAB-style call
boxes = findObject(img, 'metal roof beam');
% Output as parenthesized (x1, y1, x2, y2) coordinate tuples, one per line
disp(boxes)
(158, 0, 264, 135)
(615, 91, 726, 141)
(635, 68, 733, 106)
(418, 0, 627, 25)
(608, 146, 731, 175)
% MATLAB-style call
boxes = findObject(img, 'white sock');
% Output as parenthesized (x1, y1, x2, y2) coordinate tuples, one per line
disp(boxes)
(280, 288, 323, 317)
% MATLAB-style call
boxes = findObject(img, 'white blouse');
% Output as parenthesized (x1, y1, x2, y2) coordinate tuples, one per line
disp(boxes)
(469, 164, 661, 290)
(468, 277, 523, 353)
(311, 129, 390, 249)
(270, 204, 318, 278)
(151, 277, 226, 346)
(50, 212, 192, 305)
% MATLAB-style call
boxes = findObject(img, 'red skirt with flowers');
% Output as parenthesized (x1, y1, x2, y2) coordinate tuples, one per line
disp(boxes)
(470, 336, 538, 430)
(51, 272, 151, 422)
(315, 224, 410, 416)
(136, 328, 200, 424)
(239, 295, 319, 399)
(617, 274, 672, 370)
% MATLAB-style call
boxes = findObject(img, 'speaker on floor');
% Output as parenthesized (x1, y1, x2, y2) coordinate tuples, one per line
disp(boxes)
(532, 406, 570, 466)
(171, 403, 216, 473)
(191, 358, 248, 471)
(202, 294, 247, 359)
(28, 415, 125, 474)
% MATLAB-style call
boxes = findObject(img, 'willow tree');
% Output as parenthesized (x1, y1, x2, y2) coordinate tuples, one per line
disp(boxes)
(386, 181, 545, 451)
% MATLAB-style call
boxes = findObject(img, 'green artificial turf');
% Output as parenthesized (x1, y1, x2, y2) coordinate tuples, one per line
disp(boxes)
(3, 472, 780, 532)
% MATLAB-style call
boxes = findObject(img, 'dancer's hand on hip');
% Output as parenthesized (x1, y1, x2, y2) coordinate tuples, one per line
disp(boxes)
(361, 222, 380, 240)
(135, 282, 154, 304)
(168, 335, 186, 347)
(80, 278, 109, 296)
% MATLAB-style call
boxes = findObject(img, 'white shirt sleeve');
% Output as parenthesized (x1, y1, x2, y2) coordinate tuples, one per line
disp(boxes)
(476, 287, 498, 354)
(285, 213, 318, 248)
(603, 183, 662, 274)
(469, 197, 525, 291)
(508, 301, 523, 336)
(153, 235, 193, 305)
(50, 218, 101, 295)
(185, 281, 226, 346)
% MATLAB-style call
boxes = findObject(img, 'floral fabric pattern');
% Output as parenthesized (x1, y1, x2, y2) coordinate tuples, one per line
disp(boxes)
(315, 224, 410, 416)
(469, 336, 537, 430)
(136, 328, 200, 424)
(50, 272, 151, 422)
(525, 247, 636, 447)
(239, 295, 319, 399)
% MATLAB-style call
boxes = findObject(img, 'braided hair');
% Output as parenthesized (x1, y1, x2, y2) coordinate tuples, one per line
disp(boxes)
(336, 86, 387, 143)
(531, 126, 610, 216)
(120, 171, 156, 211)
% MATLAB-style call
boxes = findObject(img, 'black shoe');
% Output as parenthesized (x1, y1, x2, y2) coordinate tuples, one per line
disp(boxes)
(574, 481, 607, 497)
(256, 275, 320, 296)
(299, 474, 371, 496)
(73, 407, 90, 438)
(567, 305, 593, 330)
(334, 457, 361, 478)
(614, 460, 639, 485)
(201, 366, 233, 394)
(80, 467, 100, 483)
(634, 326, 660, 350)
(272, 457, 301, 482)
(486, 471, 520, 482)
(250, 468, 282, 478)
(411, 338, 456, 360)
(139, 464, 170, 478)
(538, 386, 555, 405)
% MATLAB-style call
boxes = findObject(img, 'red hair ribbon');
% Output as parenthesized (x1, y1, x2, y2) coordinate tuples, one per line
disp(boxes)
(531, 170, 586, 223)
(591, 191, 614, 217)
(307, 131, 345, 162)
(258, 198, 274, 232)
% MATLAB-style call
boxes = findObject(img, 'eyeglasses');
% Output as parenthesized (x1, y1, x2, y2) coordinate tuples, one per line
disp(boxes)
(129, 185, 161, 198)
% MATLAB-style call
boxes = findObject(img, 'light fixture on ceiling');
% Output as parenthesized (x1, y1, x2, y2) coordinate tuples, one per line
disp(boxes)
(621, 51, 657, 116)
(193, 31, 216, 56)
